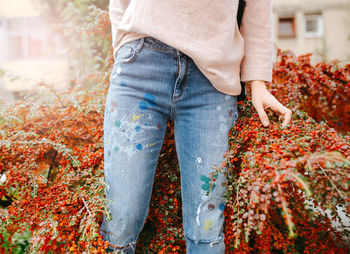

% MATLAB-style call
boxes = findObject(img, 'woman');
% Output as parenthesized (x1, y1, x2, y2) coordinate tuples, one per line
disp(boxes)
(100, 0, 292, 253)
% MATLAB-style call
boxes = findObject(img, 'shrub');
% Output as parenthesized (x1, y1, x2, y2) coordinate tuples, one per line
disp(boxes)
(1, 57, 349, 253)
(1, 3, 349, 254)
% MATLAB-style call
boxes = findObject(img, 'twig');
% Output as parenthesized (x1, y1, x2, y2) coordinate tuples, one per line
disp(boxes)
(82, 196, 92, 217)
(317, 162, 347, 202)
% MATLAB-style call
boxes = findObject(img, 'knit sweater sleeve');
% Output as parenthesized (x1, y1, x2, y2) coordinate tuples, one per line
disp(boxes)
(239, 0, 274, 83)
(109, 0, 130, 46)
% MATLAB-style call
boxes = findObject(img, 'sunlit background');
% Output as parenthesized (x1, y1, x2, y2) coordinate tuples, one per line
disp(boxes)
(0, 0, 69, 101)
(0, 0, 349, 101)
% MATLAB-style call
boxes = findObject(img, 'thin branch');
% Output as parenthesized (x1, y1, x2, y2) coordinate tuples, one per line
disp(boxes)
(82, 196, 92, 217)
(317, 162, 347, 202)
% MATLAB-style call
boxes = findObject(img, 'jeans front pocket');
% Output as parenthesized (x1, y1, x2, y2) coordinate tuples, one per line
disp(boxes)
(114, 37, 145, 65)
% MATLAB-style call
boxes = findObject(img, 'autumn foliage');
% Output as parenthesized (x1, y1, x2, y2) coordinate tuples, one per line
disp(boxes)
(271, 50, 350, 134)
(0, 7, 349, 254)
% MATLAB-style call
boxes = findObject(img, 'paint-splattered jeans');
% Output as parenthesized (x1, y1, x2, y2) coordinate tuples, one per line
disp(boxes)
(100, 36, 239, 254)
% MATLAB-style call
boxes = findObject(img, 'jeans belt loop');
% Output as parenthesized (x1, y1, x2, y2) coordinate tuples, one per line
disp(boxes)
(135, 37, 145, 53)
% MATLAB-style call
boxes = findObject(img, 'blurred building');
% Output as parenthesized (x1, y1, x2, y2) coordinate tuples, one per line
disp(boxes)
(0, 0, 69, 101)
(273, 0, 350, 63)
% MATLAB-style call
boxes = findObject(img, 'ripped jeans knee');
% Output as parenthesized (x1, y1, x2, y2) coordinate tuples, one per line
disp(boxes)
(183, 197, 226, 253)
(100, 229, 137, 254)
(185, 233, 225, 253)
(104, 240, 137, 254)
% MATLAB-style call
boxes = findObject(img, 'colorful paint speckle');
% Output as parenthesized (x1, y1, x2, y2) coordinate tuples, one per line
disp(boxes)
(139, 101, 148, 110)
(200, 174, 217, 191)
(131, 113, 144, 123)
(136, 144, 143, 150)
(207, 203, 215, 210)
(203, 219, 212, 230)
(115, 120, 121, 128)
(137, 93, 156, 111)
(219, 203, 225, 211)
(144, 93, 156, 106)
(111, 100, 118, 107)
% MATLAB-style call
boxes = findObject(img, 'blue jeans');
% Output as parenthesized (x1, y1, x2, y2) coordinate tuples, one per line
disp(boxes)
(100, 36, 239, 253)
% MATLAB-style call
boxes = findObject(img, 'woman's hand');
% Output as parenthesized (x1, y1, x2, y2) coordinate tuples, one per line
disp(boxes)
(249, 80, 292, 127)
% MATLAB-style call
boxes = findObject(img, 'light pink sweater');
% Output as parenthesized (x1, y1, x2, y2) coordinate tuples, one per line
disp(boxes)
(109, 0, 274, 96)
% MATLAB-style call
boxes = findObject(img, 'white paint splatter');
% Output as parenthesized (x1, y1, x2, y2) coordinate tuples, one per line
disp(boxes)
(216, 105, 222, 111)
(196, 202, 203, 226)
(200, 193, 207, 200)
(218, 115, 226, 122)
(196, 157, 202, 164)
(210, 142, 224, 147)
(122, 145, 137, 159)
(116, 67, 121, 75)
(121, 169, 126, 179)
(0, 173, 6, 184)
(219, 123, 226, 132)
(140, 125, 158, 130)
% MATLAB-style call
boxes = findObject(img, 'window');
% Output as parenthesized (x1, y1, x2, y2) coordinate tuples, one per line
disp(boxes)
(4, 17, 64, 59)
(8, 35, 24, 59)
(304, 14, 323, 38)
(278, 17, 296, 38)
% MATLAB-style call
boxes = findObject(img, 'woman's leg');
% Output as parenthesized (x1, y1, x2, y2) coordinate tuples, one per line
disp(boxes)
(100, 35, 238, 253)
(100, 37, 175, 253)
(172, 53, 239, 253)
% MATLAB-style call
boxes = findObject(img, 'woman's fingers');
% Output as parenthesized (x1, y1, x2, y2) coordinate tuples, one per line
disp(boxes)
(279, 107, 292, 127)
(253, 100, 270, 127)
(253, 94, 292, 127)
(266, 97, 292, 127)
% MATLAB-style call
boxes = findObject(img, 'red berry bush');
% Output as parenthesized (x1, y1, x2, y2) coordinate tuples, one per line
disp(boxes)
(0, 8, 349, 254)
(271, 49, 350, 134)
